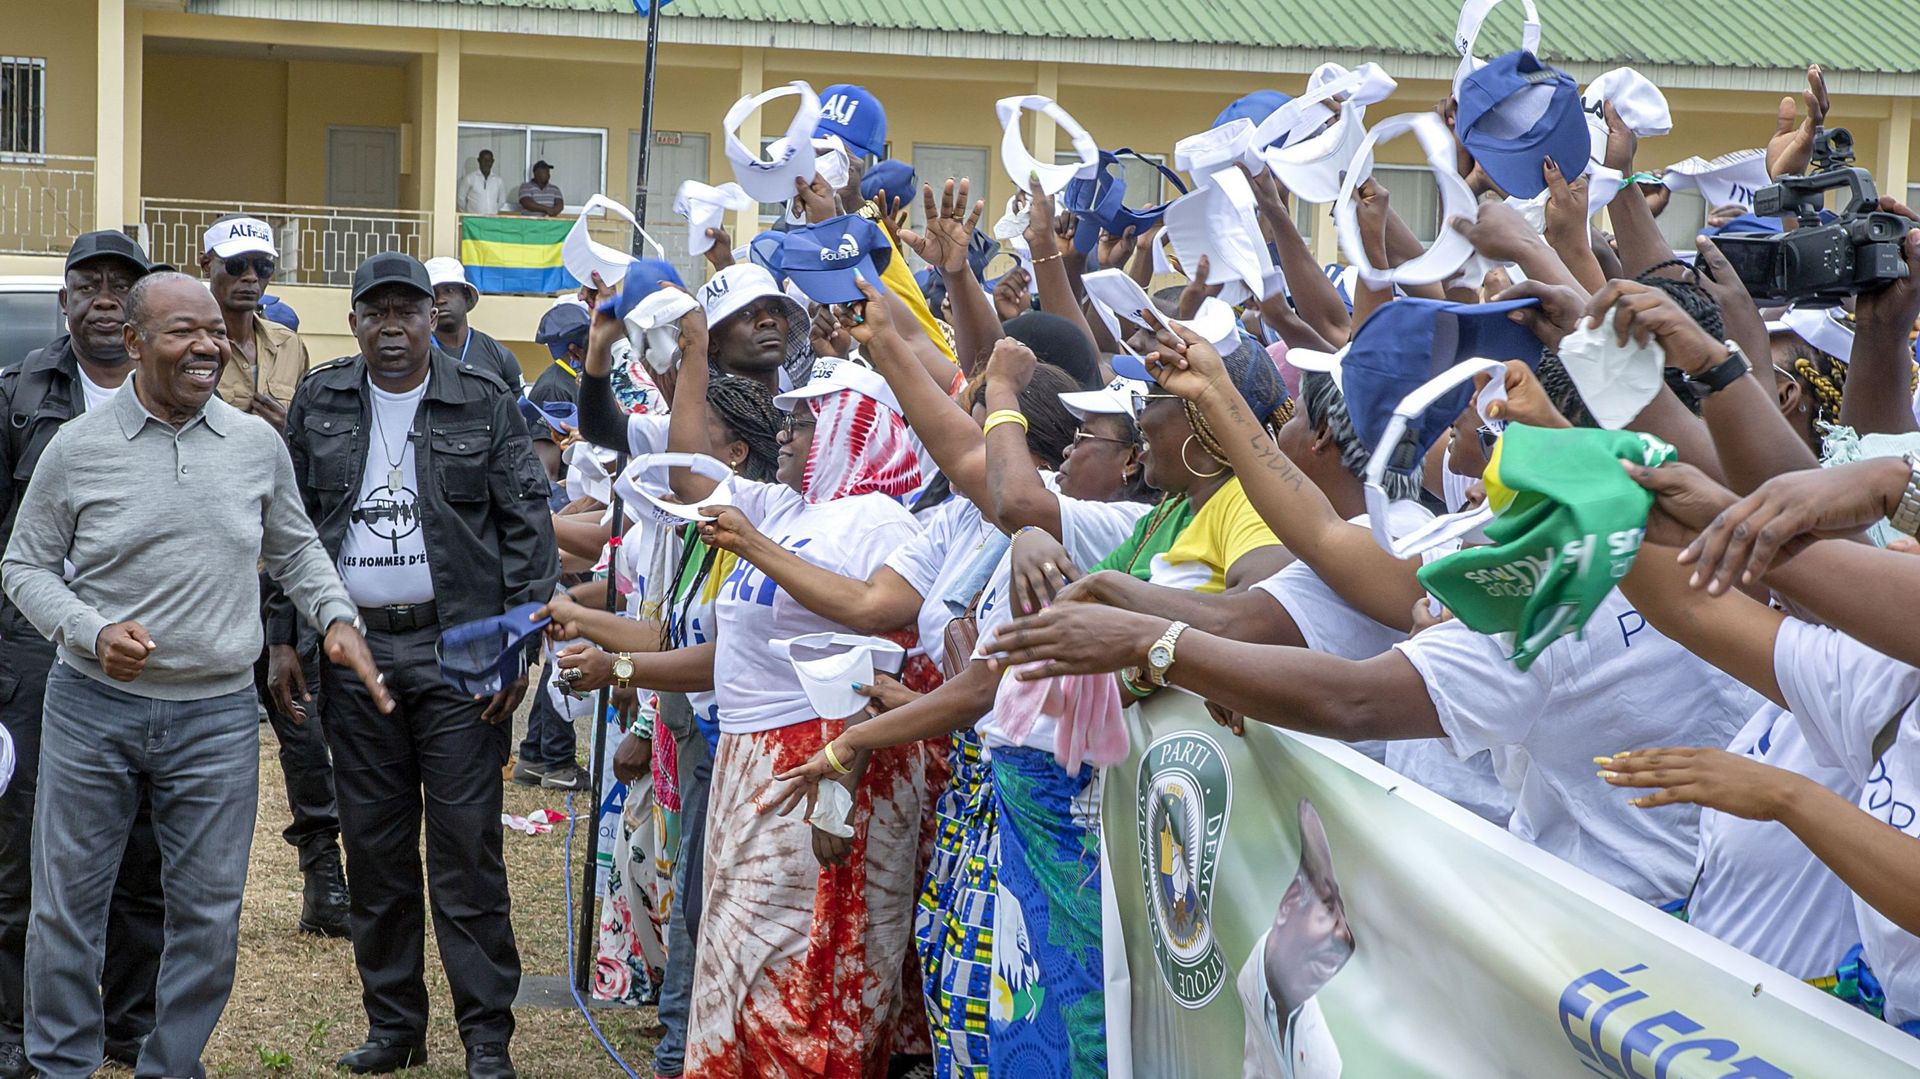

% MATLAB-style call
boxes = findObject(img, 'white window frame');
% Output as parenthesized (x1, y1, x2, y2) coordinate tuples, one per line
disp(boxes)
(1, 56, 47, 163)
(1369, 163, 1444, 246)
(458, 120, 607, 214)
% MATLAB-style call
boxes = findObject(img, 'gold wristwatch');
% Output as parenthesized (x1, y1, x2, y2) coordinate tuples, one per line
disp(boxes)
(612, 653, 635, 689)
(1145, 621, 1189, 687)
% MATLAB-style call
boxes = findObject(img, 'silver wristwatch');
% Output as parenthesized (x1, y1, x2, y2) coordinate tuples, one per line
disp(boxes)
(1890, 452, 1920, 539)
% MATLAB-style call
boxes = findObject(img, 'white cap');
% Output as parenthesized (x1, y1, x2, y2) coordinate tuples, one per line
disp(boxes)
(1661, 149, 1771, 211)
(724, 82, 823, 203)
(203, 216, 276, 259)
(1173, 117, 1261, 179)
(769, 135, 852, 224)
(673, 180, 754, 256)
(562, 442, 620, 507)
(1061, 374, 1150, 421)
(1336, 112, 1478, 287)
(1582, 67, 1672, 168)
(1452, 0, 1542, 98)
(1161, 167, 1276, 302)
(1779, 305, 1856, 363)
(996, 95, 1100, 197)
(772, 355, 902, 414)
(1081, 269, 1240, 358)
(615, 452, 738, 525)
(624, 287, 700, 375)
(776, 633, 907, 720)
(562, 194, 666, 290)
(424, 257, 477, 300)
(1262, 63, 1399, 205)
(696, 263, 808, 335)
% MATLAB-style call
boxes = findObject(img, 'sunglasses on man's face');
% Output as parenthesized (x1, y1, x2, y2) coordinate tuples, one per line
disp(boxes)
(222, 256, 276, 280)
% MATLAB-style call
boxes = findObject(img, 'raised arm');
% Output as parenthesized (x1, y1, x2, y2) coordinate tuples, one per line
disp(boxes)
(1249, 168, 1350, 347)
(579, 278, 639, 452)
(900, 180, 1000, 380)
(1839, 222, 1920, 436)
(664, 306, 720, 503)
(1023, 181, 1100, 352)
(980, 339, 1064, 537)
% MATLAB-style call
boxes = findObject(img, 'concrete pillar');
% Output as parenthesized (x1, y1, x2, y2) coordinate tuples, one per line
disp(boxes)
(94, 0, 125, 234)
(121, 7, 143, 232)
(1032, 61, 1060, 170)
(1884, 98, 1914, 206)
(729, 48, 764, 242)
(424, 30, 463, 258)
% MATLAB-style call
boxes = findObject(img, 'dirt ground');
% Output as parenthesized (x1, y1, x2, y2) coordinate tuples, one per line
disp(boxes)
(95, 695, 660, 1078)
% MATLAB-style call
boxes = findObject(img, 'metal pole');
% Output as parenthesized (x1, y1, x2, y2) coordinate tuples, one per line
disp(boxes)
(575, 0, 664, 998)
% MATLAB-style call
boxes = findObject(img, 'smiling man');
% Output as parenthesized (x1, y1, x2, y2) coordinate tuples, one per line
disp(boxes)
(283, 252, 557, 1078)
(0, 271, 388, 1079)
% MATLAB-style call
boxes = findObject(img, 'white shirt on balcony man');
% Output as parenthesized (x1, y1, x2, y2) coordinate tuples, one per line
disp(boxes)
(459, 151, 507, 215)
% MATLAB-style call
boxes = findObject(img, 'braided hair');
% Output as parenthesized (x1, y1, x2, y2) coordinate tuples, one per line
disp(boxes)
(968, 361, 1083, 469)
(1183, 338, 1295, 466)
(1775, 336, 1848, 429)
(707, 374, 780, 482)
(1300, 371, 1420, 500)
(1536, 352, 1597, 430)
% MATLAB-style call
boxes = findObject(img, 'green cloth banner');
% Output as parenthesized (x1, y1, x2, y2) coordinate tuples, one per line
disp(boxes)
(1103, 695, 1920, 1076)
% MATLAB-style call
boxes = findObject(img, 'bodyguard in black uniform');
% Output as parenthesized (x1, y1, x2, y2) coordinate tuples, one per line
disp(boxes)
(0, 232, 164, 1078)
(283, 253, 556, 1079)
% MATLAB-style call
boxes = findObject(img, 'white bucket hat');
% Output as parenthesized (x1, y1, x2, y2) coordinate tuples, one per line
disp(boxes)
(724, 82, 824, 202)
(424, 256, 478, 304)
(996, 95, 1100, 197)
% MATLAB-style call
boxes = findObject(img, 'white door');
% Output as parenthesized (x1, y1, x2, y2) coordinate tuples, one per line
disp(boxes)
(324, 127, 404, 287)
(629, 130, 710, 285)
(907, 144, 991, 273)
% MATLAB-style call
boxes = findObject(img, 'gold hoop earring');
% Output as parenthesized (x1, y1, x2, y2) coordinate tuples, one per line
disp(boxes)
(1181, 435, 1226, 479)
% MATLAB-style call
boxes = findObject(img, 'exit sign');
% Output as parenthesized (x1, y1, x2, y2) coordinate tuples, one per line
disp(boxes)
(655, 131, 682, 145)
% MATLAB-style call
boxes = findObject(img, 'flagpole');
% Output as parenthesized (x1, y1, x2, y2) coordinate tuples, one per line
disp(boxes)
(572, 0, 666, 1001)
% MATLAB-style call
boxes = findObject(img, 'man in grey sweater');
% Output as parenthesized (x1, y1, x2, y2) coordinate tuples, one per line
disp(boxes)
(0, 272, 392, 1079)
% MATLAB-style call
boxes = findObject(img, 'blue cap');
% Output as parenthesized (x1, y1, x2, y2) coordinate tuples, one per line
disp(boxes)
(781, 214, 893, 305)
(1340, 298, 1544, 463)
(1702, 212, 1785, 237)
(1455, 51, 1588, 200)
(598, 257, 686, 322)
(1214, 90, 1294, 148)
(747, 229, 786, 280)
(517, 397, 579, 436)
(816, 84, 887, 160)
(967, 229, 999, 284)
(260, 293, 299, 331)
(1062, 150, 1188, 254)
(535, 303, 590, 359)
(860, 159, 917, 206)
(1113, 335, 1292, 426)
(435, 602, 552, 696)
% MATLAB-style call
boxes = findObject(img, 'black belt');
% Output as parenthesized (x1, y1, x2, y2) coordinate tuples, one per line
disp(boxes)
(357, 600, 439, 634)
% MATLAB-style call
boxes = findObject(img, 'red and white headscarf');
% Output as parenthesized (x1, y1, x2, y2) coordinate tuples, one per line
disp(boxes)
(800, 389, 921, 505)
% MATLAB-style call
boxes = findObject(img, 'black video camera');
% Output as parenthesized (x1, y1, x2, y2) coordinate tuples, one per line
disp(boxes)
(1712, 128, 1909, 308)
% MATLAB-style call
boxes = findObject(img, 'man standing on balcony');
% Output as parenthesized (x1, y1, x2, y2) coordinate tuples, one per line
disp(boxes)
(516, 161, 565, 217)
(459, 149, 507, 216)
(198, 213, 355, 943)
(425, 257, 524, 396)
(0, 231, 166, 1079)
(285, 253, 556, 1078)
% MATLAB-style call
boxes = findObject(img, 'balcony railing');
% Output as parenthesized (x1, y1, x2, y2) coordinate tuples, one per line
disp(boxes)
(0, 155, 94, 257)
(140, 198, 432, 288)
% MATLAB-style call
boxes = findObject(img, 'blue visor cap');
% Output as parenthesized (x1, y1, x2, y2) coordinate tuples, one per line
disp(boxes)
(535, 303, 590, 359)
(1214, 90, 1295, 148)
(1703, 212, 1786, 237)
(747, 229, 786, 280)
(1113, 334, 1291, 425)
(815, 84, 887, 160)
(517, 397, 579, 436)
(436, 602, 552, 696)
(1342, 298, 1544, 465)
(782, 214, 893, 305)
(1456, 51, 1588, 200)
(860, 159, 917, 206)
(598, 257, 686, 322)
(1062, 150, 1189, 254)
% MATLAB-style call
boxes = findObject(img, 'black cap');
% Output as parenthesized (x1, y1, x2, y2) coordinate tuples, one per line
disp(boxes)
(350, 252, 433, 305)
(532, 160, 554, 172)
(64, 230, 156, 276)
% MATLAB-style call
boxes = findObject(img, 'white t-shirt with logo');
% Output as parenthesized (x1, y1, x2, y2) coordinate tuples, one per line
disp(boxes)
(710, 479, 921, 735)
(1686, 704, 1862, 981)
(884, 494, 999, 673)
(1775, 617, 1920, 1025)
(1254, 508, 1514, 828)
(972, 495, 1152, 752)
(75, 365, 124, 414)
(337, 378, 434, 607)
(1392, 589, 1756, 903)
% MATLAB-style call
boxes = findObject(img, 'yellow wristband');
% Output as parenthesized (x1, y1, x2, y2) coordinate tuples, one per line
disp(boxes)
(983, 410, 1030, 437)
(823, 739, 853, 775)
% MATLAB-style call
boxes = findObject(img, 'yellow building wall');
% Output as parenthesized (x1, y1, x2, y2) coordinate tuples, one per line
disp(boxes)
(283, 59, 411, 208)
(141, 52, 290, 203)
(11, 0, 99, 159)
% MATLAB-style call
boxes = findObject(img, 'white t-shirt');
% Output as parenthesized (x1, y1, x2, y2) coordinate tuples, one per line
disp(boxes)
(75, 365, 123, 414)
(884, 494, 999, 673)
(460, 169, 507, 215)
(1775, 617, 1920, 1025)
(337, 378, 434, 607)
(1687, 704, 1861, 981)
(1254, 515, 1514, 828)
(623, 412, 673, 458)
(711, 480, 921, 734)
(972, 495, 1152, 751)
(1392, 589, 1755, 903)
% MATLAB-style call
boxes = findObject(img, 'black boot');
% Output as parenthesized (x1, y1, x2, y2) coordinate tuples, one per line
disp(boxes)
(465, 1042, 516, 1079)
(299, 846, 351, 938)
(338, 1038, 427, 1074)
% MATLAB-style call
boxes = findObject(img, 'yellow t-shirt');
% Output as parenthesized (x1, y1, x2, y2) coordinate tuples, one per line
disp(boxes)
(1148, 477, 1280, 594)
(870, 213, 959, 368)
